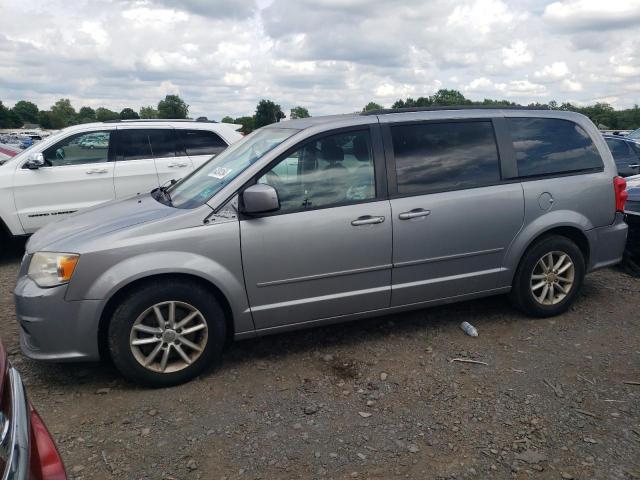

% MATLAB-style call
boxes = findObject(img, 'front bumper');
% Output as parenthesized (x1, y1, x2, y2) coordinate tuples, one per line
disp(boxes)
(2, 368, 29, 480)
(14, 275, 103, 362)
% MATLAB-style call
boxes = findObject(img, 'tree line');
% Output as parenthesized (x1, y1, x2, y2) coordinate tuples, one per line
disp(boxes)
(2, 89, 639, 132)
(0, 95, 189, 129)
(362, 89, 640, 131)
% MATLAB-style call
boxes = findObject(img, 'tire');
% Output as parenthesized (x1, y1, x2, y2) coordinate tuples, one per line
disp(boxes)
(510, 235, 586, 318)
(108, 279, 226, 387)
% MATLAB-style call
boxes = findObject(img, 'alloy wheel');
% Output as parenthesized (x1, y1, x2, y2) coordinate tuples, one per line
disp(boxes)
(530, 251, 575, 306)
(129, 301, 208, 373)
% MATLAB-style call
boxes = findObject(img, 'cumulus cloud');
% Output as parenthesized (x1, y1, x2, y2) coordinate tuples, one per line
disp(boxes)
(0, 0, 638, 119)
(502, 41, 533, 67)
(535, 61, 570, 80)
(543, 0, 640, 31)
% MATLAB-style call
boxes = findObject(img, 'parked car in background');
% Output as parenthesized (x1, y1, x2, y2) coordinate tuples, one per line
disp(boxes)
(0, 119, 242, 237)
(0, 338, 66, 479)
(15, 108, 628, 387)
(603, 134, 640, 177)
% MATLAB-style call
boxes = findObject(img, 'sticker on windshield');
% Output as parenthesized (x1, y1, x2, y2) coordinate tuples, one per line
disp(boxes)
(209, 167, 232, 179)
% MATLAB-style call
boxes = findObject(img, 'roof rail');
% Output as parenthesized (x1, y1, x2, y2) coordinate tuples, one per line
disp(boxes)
(361, 105, 551, 116)
(102, 118, 218, 124)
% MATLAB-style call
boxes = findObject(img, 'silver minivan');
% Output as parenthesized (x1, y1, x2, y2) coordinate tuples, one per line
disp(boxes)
(14, 108, 629, 386)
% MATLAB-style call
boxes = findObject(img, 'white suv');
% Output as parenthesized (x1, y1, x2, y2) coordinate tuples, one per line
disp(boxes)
(0, 120, 242, 236)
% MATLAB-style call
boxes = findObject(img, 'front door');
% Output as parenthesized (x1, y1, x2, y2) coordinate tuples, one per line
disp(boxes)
(13, 129, 116, 233)
(385, 119, 524, 306)
(240, 128, 392, 330)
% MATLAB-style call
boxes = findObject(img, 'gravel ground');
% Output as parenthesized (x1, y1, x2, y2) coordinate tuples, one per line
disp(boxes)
(1, 241, 639, 480)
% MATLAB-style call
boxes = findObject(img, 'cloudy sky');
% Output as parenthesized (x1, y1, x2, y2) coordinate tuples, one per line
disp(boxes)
(1, 0, 639, 119)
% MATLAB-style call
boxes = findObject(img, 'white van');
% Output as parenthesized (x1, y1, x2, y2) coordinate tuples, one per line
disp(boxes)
(0, 119, 242, 236)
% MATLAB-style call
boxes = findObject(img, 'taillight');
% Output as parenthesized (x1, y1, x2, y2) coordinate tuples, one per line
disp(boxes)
(0, 370, 10, 474)
(614, 176, 628, 212)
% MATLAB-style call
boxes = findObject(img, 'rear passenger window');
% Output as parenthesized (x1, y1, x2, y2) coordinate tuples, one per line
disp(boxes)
(178, 130, 227, 156)
(391, 121, 500, 195)
(117, 130, 153, 161)
(148, 129, 178, 158)
(507, 118, 603, 177)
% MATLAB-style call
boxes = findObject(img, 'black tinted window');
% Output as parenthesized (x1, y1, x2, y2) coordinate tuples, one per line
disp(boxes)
(391, 121, 500, 195)
(605, 138, 630, 157)
(508, 118, 603, 177)
(118, 130, 152, 161)
(148, 129, 177, 158)
(178, 130, 227, 156)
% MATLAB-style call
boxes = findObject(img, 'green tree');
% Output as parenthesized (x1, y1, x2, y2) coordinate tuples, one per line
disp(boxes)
(362, 102, 384, 112)
(95, 107, 119, 122)
(0, 101, 23, 128)
(50, 98, 77, 126)
(120, 108, 140, 120)
(430, 89, 470, 106)
(11, 100, 39, 124)
(139, 106, 158, 119)
(254, 99, 285, 128)
(290, 106, 310, 119)
(157, 95, 189, 119)
(77, 106, 96, 123)
(221, 116, 235, 123)
(234, 116, 255, 134)
(38, 110, 65, 129)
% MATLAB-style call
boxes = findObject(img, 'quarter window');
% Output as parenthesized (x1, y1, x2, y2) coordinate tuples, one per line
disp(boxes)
(508, 118, 603, 177)
(391, 121, 500, 195)
(42, 131, 111, 167)
(257, 130, 376, 214)
(178, 130, 227, 156)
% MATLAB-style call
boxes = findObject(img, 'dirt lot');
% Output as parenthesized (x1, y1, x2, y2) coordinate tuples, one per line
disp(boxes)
(1, 243, 639, 480)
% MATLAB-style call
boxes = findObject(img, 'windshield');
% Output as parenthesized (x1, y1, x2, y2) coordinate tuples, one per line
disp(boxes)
(168, 127, 299, 209)
(628, 128, 640, 140)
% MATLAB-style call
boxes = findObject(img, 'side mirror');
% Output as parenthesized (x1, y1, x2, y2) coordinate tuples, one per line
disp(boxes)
(241, 184, 280, 214)
(24, 152, 45, 170)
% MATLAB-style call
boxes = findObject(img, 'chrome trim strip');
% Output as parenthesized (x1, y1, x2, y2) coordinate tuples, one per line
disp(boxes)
(393, 247, 504, 268)
(2, 368, 30, 480)
(256, 264, 393, 288)
(251, 285, 391, 312)
(392, 267, 506, 290)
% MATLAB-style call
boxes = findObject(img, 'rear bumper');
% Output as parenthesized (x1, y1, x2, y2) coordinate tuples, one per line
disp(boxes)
(587, 212, 628, 271)
(14, 276, 103, 362)
(2, 368, 30, 480)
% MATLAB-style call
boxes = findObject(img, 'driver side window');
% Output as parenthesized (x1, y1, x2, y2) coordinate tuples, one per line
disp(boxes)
(257, 130, 376, 214)
(42, 131, 111, 167)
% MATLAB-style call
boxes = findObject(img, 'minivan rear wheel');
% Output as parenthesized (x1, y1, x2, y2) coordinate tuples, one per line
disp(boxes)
(510, 235, 585, 317)
(108, 279, 226, 387)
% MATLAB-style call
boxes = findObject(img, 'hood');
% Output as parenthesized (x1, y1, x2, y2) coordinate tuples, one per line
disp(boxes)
(27, 193, 177, 253)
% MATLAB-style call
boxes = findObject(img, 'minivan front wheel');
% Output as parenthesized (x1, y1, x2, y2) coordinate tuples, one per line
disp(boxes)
(511, 235, 585, 317)
(108, 280, 226, 387)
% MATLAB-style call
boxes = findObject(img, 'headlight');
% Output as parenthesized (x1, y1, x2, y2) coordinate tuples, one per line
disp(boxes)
(28, 252, 80, 288)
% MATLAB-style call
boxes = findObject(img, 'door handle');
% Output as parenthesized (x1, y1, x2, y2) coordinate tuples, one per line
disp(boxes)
(351, 215, 385, 226)
(168, 163, 189, 168)
(629, 164, 640, 168)
(85, 168, 108, 174)
(399, 208, 431, 220)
